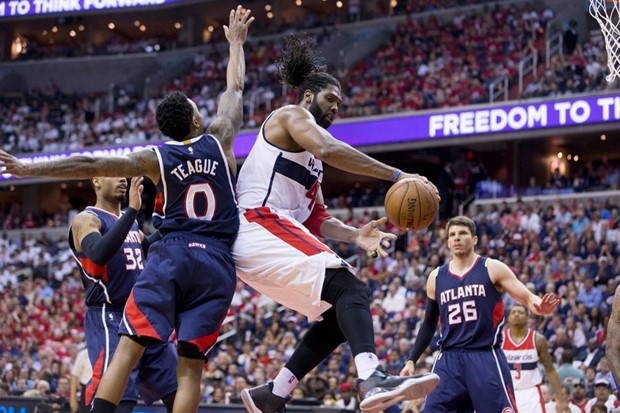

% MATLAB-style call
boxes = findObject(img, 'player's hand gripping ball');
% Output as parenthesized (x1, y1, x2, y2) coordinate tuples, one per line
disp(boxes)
(384, 178, 438, 230)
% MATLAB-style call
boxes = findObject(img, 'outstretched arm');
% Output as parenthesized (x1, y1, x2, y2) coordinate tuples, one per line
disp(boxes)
(607, 286, 620, 387)
(0, 149, 160, 184)
(489, 258, 559, 316)
(302, 188, 395, 257)
(280, 106, 438, 195)
(207, 6, 254, 173)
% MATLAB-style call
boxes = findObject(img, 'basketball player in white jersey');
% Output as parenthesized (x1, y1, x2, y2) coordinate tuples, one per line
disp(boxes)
(235, 35, 440, 413)
(502, 304, 570, 413)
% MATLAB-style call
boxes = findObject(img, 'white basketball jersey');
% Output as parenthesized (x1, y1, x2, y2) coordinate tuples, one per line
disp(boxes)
(237, 112, 323, 224)
(502, 328, 543, 390)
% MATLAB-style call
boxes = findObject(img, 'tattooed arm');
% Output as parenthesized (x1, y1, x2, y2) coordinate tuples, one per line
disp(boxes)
(607, 286, 620, 386)
(0, 149, 161, 184)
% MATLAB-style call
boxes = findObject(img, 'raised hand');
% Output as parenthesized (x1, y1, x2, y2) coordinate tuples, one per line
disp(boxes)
(128, 176, 144, 212)
(533, 293, 560, 315)
(224, 5, 254, 44)
(355, 217, 397, 258)
(0, 149, 30, 177)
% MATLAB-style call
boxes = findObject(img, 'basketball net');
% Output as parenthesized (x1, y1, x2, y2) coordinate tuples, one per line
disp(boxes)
(589, 0, 620, 81)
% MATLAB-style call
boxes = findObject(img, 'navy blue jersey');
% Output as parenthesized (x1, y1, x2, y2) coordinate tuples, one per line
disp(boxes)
(69, 207, 143, 306)
(153, 134, 239, 244)
(435, 256, 505, 350)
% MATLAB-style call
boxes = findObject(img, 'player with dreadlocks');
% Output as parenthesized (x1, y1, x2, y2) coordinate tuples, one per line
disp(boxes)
(235, 35, 440, 413)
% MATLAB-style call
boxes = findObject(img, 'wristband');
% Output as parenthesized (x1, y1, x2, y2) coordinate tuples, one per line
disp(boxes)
(392, 170, 402, 182)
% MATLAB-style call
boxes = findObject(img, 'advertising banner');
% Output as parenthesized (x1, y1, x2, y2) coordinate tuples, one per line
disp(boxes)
(0, 0, 182, 18)
(2, 94, 619, 181)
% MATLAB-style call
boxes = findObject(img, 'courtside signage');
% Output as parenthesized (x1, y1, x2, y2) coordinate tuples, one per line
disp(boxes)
(1, 94, 619, 181)
(235, 94, 620, 153)
(0, 0, 182, 18)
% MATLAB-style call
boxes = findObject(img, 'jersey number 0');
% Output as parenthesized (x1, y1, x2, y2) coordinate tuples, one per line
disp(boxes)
(185, 183, 216, 220)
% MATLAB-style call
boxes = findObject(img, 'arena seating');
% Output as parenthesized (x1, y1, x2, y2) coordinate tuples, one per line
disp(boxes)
(0, 197, 618, 407)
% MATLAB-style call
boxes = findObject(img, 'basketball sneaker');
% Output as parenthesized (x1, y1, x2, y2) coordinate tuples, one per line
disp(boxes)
(241, 382, 291, 413)
(357, 367, 440, 413)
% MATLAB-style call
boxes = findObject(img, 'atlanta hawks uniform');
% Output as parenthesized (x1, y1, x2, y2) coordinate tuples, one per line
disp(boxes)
(119, 134, 238, 356)
(425, 256, 518, 413)
(502, 328, 545, 413)
(233, 113, 353, 321)
(69, 207, 177, 407)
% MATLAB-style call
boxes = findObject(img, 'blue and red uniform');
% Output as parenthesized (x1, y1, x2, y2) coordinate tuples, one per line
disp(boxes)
(119, 134, 238, 355)
(424, 255, 517, 413)
(69, 207, 177, 406)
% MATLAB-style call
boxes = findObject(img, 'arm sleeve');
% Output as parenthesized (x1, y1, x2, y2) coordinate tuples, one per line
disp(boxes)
(408, 298, 440, 363)
(302, 203, 331, 238)
(141, 230, 162, 258)
(80, 208, 138, 266)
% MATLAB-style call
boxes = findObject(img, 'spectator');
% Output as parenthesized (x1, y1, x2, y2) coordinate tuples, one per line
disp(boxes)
(584, 379, 620, 412)
(564, 20, 579, 55)
(557, 349, 586, 387)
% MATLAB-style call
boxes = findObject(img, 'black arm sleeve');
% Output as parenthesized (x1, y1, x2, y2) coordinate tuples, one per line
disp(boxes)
(408, 298, 440, 363)
(141, 230, 162, 258)
(80, 208, 139, 266)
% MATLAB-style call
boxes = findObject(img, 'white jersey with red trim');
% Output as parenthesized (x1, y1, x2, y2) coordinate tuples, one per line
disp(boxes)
(233, 113, 354, 322)
(236, 112, 323, 223)
(502, 328, 543, 390)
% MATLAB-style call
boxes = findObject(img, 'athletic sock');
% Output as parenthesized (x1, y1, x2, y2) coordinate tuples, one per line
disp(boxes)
(272, 367, 298, 398)
(355, 352, 380, 380)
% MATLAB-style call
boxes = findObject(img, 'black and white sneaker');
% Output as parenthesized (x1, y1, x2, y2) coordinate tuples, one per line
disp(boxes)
(357, 367, 440, 413)
(241, 382, 291, 413)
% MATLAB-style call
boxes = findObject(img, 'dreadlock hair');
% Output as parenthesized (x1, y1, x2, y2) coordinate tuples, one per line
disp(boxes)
(155, 91, 194, 141)
(276, 35, 340, 101)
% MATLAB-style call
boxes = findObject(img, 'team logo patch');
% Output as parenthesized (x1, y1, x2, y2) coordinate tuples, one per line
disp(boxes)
(502, 408, 514, 413)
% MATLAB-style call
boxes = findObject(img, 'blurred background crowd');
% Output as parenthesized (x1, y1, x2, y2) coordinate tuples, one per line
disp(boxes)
(1, 0, 619, 411)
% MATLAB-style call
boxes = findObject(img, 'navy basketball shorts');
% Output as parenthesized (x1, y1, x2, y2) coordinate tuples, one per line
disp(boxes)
(119, 233, 236, 356)
(424, 348, 517, 413)
(84, 306, 177, 405)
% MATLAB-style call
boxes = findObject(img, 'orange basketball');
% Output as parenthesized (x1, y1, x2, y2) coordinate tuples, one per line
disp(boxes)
(384, 178, 438, 231)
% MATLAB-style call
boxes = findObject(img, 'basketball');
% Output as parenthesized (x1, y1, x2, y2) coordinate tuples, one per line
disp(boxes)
(384, 178, 438, 231)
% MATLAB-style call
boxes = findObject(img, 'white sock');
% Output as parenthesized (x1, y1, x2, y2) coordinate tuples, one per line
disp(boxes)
(355, 352, 380, 380)
(272, 367, 298, 398)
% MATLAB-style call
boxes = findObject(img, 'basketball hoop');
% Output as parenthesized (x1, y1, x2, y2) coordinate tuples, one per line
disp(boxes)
(589, 0, 620, 82)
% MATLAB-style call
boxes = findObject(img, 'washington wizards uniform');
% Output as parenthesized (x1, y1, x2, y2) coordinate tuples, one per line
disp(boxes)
(69, 207, 177, 407)
(232, 112, 353, 322)
(424, 256, 517, 413)
(118, 134, 238, 356)
(502, 328, 545, 413)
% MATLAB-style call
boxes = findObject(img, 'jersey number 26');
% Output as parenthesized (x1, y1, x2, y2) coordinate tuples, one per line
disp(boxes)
(447, 300, 478, 325)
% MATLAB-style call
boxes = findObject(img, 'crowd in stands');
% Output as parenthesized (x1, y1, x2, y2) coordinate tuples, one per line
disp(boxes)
(0, 4, 617, 156)
(1, 191, 620, 410)
(9, 0, 501, 62)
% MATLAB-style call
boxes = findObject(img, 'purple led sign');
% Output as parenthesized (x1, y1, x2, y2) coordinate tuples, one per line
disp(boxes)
(0, 0, 182, 18)
(2, 94, 619, 182)
(234, 94, 620, 155)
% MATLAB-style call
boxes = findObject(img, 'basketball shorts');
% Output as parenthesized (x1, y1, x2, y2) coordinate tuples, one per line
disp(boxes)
(119, 232, 236, 356)
(84, 305, 177, 406)
(233, 207, 355, 321)
(515, 386, 545, 413)
(424, 348, 517, 413)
